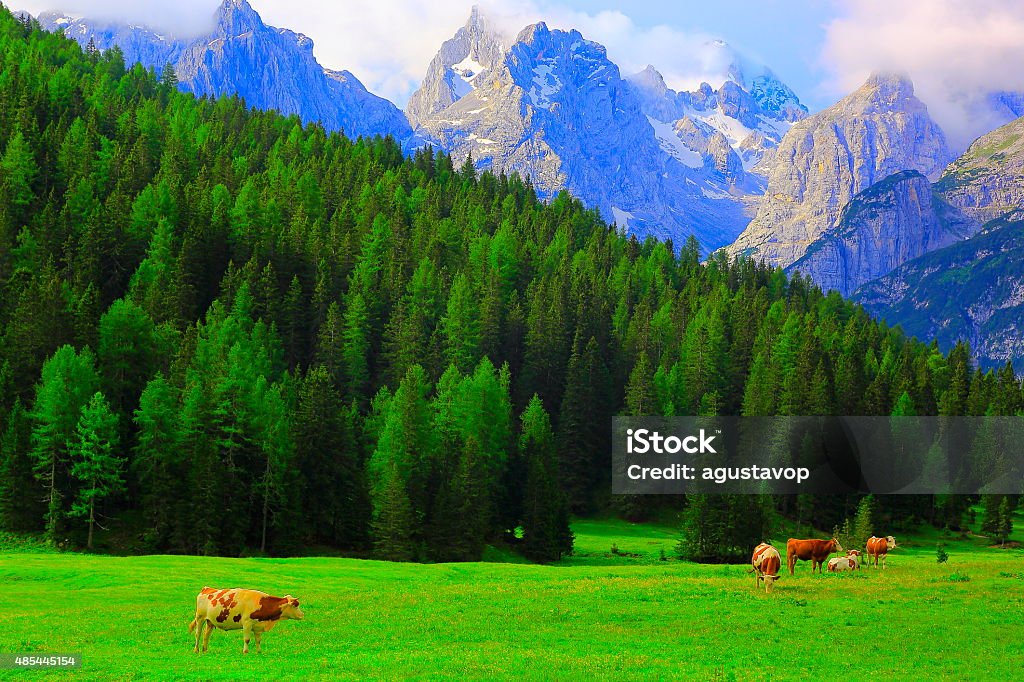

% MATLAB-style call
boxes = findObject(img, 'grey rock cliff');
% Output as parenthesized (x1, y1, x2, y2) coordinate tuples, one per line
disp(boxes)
(787, 170, 977, 296)
(726, 73, 950, 267)
(855, 212, 1024, 370)
(935, 114, 1024, 225)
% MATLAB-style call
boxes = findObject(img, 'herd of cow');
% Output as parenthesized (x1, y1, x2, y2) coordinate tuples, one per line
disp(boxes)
(187, 536, 897, 653)
(751, 535, 897, 593)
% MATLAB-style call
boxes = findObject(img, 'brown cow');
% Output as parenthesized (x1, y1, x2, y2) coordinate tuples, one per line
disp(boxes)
(866, 535, 897, 569)
(188, 587, 304, 654)
(751, 542, 782, 593)
(786, 538, 844, 574)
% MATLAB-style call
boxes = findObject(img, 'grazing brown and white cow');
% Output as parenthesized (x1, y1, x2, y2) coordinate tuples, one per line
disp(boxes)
(751, 542, 782, 593)
(188, 587, 304, 654)
(786, 538, 844, 575)
(866, 535, 896, 569)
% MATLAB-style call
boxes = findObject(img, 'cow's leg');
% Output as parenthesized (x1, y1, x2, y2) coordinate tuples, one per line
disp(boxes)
(242, 622, 253, 654)
(202, 620, 214, 653)
(881, 554, 886, 570)
(193, 617, 205, 653)
(254, 631, 262, 654)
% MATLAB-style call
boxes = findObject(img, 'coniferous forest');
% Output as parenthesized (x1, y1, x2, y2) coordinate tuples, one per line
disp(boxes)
(0, 9, 1021, 562)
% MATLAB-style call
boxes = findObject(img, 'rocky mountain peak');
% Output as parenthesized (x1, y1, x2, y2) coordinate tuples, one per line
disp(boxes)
(630, 65, 669, 96)
(725, 72, 950, 267)
(463, 5, 500, 48)
(515, 20, 547, 42)
(851, 71, 919, 112)
(214, 0, 263, 37)
(936, 114, 1024, 224)
(405, 7, 506, 125)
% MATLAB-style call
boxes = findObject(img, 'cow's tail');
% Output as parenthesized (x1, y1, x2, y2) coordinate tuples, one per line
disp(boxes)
(188, 616, 198, 633)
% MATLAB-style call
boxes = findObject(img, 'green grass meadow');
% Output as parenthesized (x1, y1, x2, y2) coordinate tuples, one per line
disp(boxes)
(2, 519, 1023, 681)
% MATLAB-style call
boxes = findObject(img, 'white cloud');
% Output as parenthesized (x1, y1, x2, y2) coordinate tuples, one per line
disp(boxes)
(822, 0, 1024, 150)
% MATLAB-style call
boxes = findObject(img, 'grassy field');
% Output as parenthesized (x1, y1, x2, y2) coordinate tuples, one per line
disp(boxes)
(1, 519, 1023, 681)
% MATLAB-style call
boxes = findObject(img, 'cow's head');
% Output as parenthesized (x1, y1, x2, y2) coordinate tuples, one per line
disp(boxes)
(764, 574, 780, 593)
(885, 536, 896, 549)
(847, 549, 861, 557)
(281, 596, 304, 620)
(831, 538, 844, 554)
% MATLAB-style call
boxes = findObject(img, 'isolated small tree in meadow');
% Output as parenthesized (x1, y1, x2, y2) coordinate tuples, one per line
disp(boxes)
(997, 496, 1013, 547)
(679, 495, 773, 563)
(853, 495, 875, 549)
(936, 544, 949, 564)
(834, 519, 853, 553)
(69, 391, 123, 550)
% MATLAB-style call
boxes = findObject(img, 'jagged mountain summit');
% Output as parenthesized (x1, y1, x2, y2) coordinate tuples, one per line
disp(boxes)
(405, 6, 506, 127)
(725, 73, 950, 268)
(406, 9, 807, 251)
(36, 0, 410, 141)
(626, 52, 806, 174)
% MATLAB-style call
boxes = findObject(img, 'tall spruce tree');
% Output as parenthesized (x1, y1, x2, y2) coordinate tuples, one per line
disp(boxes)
(372, 463, 416, 562)
(68, 391, 122, 550)
(519, 395, 573, 562)
(29, 345, 99, 542)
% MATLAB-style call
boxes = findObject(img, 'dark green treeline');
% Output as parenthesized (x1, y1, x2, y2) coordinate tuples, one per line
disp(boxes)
(0, 10, 1020, 559)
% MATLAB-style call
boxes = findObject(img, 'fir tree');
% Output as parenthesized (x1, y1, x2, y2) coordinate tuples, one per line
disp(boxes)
(997, 496, 1013, 548)
(851, 495, 875, 550)
(981, 495, 1003, 537)
(372, 463, 416, 562)
(520, 395, 573, 562)
(68, 392, 123, 550)
(29, 345, 99, 542)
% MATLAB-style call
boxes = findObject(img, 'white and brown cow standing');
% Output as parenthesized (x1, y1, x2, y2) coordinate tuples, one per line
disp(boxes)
(866, 536, 897, 569)
(751, 542, 782, 593)
(189, 587, 304, 654)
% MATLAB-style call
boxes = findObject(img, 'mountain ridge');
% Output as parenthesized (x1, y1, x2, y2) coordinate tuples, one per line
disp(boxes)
(35, 0, 411, 140)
